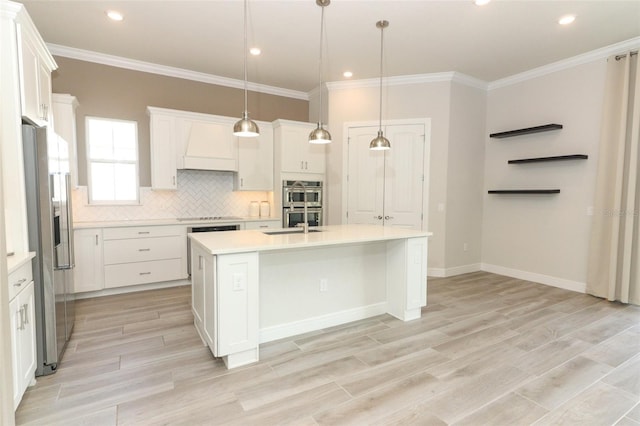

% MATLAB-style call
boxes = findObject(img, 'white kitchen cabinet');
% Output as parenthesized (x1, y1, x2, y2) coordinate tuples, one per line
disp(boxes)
(148, 107, 178, 190)
(52, 94, 79, 188)
(274, 120, 325, 174)
(235, 121, 274, 191)
(102, 225, 187, 289)
(346, 124, 426, 230)
(16, 21, 56, 126)
(9, 262, 36, 410)
(243, 220, 280, 230)
(73, 228, 104, 293)
(191, 244, 259, 368)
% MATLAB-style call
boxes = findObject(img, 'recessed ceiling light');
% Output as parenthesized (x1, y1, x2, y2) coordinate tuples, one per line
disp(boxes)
(343, 71, 353, 78)
(249, 47, 261, 56)
(474, 0, 491, 6)
(559, 14, 576, 25)
(106, 10, 124, 21)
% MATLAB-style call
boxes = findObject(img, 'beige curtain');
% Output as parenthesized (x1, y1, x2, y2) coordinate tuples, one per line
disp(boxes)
(587, 52, 640, 305)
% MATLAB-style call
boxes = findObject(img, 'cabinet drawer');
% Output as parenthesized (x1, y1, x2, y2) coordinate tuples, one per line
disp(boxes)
(104, 259, 183, 288)
(103, 225, 184, 240)
(103, 236, 183, 265)
(8, 261, 33, 301)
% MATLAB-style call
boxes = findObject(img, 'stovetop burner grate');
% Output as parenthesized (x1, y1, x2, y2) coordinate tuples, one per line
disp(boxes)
(177, 216, 243, 222)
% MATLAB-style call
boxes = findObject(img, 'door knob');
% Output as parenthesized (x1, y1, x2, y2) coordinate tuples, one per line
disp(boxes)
(375, 215, 383, 220)
(385, 215, 394, 220)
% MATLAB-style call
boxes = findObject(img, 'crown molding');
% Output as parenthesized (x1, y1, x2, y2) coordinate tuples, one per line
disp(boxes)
(488, 37, 640, 91)
(325, 71, 488, 91)
(47, 43, 309, 101)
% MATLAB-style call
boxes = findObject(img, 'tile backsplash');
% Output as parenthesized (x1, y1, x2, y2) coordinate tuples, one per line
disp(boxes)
(72, 170, 272, 222)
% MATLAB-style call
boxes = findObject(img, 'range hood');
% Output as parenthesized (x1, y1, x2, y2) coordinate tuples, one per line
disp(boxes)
(181, 120, 238, 172)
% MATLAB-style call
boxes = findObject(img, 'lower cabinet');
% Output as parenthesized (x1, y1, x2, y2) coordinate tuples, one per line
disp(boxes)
(191, 244, 258, 366)
(73, 228, 104, 293)
(243, 220, 281, 230)
(10, 279, 36, 410)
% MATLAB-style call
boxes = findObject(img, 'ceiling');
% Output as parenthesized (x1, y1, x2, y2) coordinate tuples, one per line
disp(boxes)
(17, 1, 640, 94)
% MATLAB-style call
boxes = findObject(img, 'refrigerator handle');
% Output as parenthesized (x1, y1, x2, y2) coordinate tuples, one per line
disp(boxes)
(64, 173, 75, 268)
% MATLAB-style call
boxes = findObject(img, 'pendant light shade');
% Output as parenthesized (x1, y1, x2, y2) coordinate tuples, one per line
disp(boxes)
(233, 0, 259, 137)
(309, 0, 332, 144)
(370, 20, 390, 151)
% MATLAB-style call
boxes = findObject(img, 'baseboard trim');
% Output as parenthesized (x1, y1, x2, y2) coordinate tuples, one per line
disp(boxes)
(480, 263, 586, 293)
(259, 302, 388, 344)
(72, 279, 191, 300)
(428, 263, 482, 278)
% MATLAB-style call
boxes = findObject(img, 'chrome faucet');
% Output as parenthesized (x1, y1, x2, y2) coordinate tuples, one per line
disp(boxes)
(291, 180, 308, 233)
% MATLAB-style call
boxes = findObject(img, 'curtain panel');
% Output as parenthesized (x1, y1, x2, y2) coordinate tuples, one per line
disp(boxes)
(586, 52, 640, 305)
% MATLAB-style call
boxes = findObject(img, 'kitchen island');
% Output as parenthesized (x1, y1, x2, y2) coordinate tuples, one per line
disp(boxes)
(189, 224, 431, 369)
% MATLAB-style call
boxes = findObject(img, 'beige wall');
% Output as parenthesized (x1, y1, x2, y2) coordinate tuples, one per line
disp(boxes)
(482, 60, 607, 286)
(51, 56, 309, 186)
(325, 80, 457, 271)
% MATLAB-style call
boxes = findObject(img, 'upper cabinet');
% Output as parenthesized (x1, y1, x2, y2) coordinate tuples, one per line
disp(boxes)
(148, 108, 178, 190)
(235, 121, 273, 191)
(16, 17, 56, 127)
(273, 120, 326, 175)
(52, 94, 79, 188)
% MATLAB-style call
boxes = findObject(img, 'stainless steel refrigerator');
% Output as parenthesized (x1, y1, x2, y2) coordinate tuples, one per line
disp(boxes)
(22, 123, 75, 376)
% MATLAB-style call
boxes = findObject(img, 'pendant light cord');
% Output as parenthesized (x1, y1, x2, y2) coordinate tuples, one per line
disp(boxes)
(378, 23, 384, 132)
(243, 0, 249, 114)
(318, 5, 325, 125)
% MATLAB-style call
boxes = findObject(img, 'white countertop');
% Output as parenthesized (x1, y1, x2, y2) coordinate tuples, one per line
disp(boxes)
(190, 224, 431, 255)
(74, 216, 280, 229)
(7, 252, 36, 274)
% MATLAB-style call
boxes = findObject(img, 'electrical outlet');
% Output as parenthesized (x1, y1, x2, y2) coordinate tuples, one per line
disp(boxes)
(463, 243, 469, 252)
(587, 206, 594, 216)
(232, 273, 244, 291)
(320, 279, 328, 292)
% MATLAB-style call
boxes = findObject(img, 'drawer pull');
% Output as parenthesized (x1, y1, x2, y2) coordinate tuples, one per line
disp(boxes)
(139, 272, 151, 275)
(13, 278, 27, 287)
(138, 231, 150, 235)
(138, 248, 151, 252)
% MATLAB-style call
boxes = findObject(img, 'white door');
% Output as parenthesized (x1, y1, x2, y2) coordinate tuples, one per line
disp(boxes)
(346, 126, 385, 225)
(383, 124, 425, 229)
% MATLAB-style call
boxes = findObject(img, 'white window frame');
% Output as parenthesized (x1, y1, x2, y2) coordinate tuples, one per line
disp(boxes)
(85, 116, 140, 205)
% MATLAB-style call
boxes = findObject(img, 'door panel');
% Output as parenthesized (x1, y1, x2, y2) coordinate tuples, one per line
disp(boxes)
(383, 125, 424, 230)
(347, 127, 385, 225)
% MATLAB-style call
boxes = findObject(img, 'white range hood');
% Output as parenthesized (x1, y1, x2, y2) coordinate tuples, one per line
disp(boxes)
(181, 119, 238, 172)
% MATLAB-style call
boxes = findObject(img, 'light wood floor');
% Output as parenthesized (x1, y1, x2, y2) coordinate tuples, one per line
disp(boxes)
(15, 272, 640, 425)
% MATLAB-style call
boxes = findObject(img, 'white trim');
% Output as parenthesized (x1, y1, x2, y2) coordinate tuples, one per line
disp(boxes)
(72, 279, 190, 300)
(488, 37, 640, 91)
(428, 263, 481, 278)
(327, 71, 487, 91)
(47, 43, 309, 101)
(480, 263, 586, 293)
(258, 302, 387, 344)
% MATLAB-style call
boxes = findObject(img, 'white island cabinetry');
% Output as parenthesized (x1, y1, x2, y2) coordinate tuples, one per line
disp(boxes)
(190, 225, 430, 369)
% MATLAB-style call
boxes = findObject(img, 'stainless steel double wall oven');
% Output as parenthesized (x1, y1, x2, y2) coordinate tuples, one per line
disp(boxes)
(282, 180, 323, 228)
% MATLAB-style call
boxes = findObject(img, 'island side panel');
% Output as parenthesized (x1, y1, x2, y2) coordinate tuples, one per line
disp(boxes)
(258, 242, 388, 343)
(385, 237, 428, 321)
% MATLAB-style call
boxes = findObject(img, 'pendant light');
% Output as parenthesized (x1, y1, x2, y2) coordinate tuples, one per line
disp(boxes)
(308, 0, 332, 144)
(233, 0, 259, 137)
(370, 20, 390, 151)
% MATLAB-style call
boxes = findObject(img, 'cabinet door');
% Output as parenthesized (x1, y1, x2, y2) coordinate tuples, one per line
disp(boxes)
(279, 125, 307, 173)
(236, 126, 273, 191)
(73, 229, 104, 293)
(10, 296, 21, 409)
(383, 124, 425, 230)
(18, 282, 36, 394)
(17, 27, 41, 125)
(37, 60, 51, 123)
(305, 142, 326, 174)
(149, 113, 177, 190)
(191, 245, 205, 336)
(346, 126, 385, 225)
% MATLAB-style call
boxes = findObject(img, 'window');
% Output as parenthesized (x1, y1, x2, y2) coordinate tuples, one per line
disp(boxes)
(86, 117, 139, 204)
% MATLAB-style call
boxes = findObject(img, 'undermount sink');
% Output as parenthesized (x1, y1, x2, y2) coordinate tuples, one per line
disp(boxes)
(262, 229, 322, 235)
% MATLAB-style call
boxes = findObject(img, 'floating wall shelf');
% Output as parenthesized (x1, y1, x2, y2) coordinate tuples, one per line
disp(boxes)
(508, 154, 588, 164)
(488, 189, 561, 194)
(490, 124, 563, 139)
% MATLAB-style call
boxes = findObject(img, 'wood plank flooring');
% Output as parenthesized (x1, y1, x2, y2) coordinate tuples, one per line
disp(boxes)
(15, 272, 640, 425)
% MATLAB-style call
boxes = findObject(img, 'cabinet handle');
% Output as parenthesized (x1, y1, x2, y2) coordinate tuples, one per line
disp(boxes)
(13, 278, 26, 287)
(138, 231, 150, 235)
(300, 161, 304, 170)
(305, 161, 308, 170)
(138, 248, 151, 252)
(139, 272, 151, 275)
(173, 176, 176, 186)
(95, 234, 99, 245)
(22, 304, 29, 325)
(198, 255, 203, 271)
(241, 178, 244, 187)
(18, 306, 25, 330)
(259, 225, 268, 228)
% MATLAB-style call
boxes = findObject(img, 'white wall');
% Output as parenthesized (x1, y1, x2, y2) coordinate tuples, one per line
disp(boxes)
(482, 60, 607, 290)
(325, 80, 452, 270)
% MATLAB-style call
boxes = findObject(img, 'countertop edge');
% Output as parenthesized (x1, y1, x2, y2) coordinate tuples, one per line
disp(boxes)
(7, 251, 36, 274)
(74, 217, 281, 229)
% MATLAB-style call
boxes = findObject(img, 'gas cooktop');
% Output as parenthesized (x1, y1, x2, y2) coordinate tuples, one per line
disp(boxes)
(177, 216, 243, 222)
